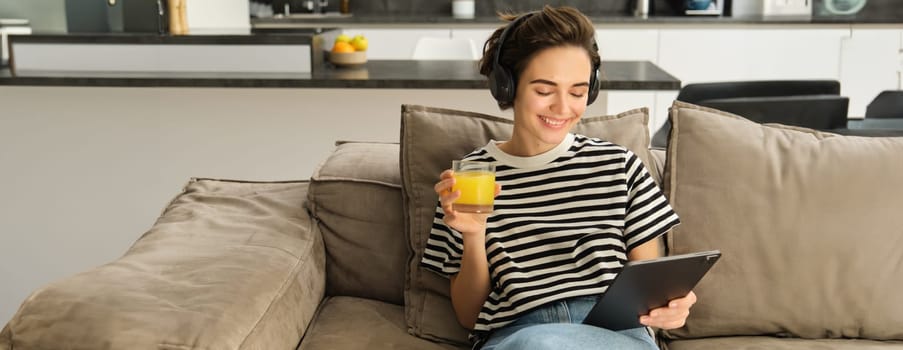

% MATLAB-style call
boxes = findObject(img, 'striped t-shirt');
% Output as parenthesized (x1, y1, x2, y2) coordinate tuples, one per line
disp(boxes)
(420, 133, 681, 336)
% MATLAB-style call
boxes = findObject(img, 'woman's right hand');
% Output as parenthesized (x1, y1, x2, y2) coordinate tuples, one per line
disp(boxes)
(434, 169, 500, 238)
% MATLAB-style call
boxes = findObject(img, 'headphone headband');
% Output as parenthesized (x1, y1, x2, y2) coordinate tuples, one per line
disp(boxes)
(492, 12, 537, 80)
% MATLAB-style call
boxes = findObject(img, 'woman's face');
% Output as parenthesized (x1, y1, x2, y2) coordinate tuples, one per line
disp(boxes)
(511, 45, 592, 155)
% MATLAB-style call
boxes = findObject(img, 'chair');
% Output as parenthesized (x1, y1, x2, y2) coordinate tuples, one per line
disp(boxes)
(651, 80, 846, 148)
(411, 37, 479, 60)
(845, 90, 903, 136)
(865, 90, 903, 119)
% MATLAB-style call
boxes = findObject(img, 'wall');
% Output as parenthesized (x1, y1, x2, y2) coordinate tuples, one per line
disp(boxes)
(0, 0, 66, 33)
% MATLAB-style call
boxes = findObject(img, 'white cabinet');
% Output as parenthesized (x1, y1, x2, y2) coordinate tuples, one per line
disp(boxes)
(595, 29, 659, 62)
(840, 27, 902, 117)
(347, 25, 901, 121)
(450, 28, 662, 64)
(603, 91, 659, 135)
(342, 28, 451, 59)
(186, 0, 251, 33)
(594, 29, 663, 134)
(657, 28, 848, 84)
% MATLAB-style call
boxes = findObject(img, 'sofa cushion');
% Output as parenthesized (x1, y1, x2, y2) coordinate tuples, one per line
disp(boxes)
(298, 296, 466, 350)
(667, 336, 903, 350)
(0, 179, 325, 350)
(399, 104, 655, 345)
(660, 101, 903, 340)
(308, 142, 406, 305)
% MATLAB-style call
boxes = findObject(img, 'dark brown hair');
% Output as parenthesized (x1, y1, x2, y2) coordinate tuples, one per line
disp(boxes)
(479, 5, 602, 110)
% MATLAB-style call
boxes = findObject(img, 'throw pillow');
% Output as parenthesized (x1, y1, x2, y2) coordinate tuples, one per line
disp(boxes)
(399, 104, 654, 345)
(661, 101, 903, 340)
(308, 142, 407, 305)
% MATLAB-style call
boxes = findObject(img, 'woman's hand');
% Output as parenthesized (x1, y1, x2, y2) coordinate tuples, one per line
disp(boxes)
(434, 169, 501, 237)
(639, 291, 697, 330)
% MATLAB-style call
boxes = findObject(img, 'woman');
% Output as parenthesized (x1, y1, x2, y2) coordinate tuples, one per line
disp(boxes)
(420, 6, 694, 350)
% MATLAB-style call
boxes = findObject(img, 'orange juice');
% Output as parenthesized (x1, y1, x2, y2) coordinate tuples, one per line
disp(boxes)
(452, 171, 495, 213)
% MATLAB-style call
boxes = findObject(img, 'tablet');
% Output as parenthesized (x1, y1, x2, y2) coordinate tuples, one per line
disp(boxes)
(582, 250, 721, 331)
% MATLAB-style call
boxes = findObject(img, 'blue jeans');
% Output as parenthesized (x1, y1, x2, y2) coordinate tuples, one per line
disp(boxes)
(479, 296, 658, 350)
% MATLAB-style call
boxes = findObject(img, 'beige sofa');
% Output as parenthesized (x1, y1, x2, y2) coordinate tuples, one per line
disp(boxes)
(3, 103, 903, 350)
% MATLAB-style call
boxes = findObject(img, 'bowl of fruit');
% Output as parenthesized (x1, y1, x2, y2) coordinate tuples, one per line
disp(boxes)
(328, 34, 368, 68)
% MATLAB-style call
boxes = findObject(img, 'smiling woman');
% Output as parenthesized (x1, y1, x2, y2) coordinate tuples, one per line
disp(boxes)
(421, 5, 687, 350)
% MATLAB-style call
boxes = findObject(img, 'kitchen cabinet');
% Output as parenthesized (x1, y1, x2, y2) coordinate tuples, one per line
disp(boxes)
(603, 90, 679, 138)
(595, 29, 663, 131)
(346, 25, 899, 121)
(595, 29, 658, 62)
(840, 27, 901, 117)
(655, 27, 883, 118)
(657, 28, 848, 84)
(184, 0, 250, 33)
(449, 28, 661, 63)
(605, 91, 658, 125)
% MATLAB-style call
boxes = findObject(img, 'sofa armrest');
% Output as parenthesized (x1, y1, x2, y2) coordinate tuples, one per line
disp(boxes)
(1, 179, 325, 350)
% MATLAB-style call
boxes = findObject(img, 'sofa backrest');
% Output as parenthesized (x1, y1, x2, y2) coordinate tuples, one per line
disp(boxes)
(307, 142, 407, 305)
(306, 141, 669, 308)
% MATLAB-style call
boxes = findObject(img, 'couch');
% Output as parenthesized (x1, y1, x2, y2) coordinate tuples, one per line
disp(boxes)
(3, 103, 903, 350)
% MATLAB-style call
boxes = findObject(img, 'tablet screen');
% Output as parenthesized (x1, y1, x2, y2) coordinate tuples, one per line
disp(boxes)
(582, 250, 721, 331)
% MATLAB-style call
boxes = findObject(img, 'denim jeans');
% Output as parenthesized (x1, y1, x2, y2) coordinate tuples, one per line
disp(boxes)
(479, 296, 658, 350)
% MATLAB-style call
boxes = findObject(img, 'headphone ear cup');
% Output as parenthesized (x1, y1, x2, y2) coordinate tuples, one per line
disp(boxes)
(586, 66, 600, 105)
(489, 64, 516, 105)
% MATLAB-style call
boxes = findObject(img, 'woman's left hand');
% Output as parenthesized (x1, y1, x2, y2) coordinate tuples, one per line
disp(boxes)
(639, 291, 697, 330)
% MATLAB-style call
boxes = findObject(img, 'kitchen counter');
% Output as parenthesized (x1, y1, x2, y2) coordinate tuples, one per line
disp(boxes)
(0, 60, 680, 90)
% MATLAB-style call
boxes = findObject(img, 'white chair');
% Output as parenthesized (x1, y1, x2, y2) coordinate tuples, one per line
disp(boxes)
(411, 37, 479, 60)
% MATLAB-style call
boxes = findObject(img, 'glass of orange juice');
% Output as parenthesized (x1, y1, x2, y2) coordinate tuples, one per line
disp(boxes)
(451, 160, 496, 213)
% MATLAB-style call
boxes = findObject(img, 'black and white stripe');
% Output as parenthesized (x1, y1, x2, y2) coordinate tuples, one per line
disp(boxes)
(421, 133, 680, 334)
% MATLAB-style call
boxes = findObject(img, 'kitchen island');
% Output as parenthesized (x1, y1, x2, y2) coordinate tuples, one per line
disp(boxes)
(0, 33, 681, 329)
(0, 58, 678, 90)
(0, 55, 678, 188)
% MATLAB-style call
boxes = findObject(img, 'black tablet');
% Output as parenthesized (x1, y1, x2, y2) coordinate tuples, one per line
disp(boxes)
(582, 250, 721, 331)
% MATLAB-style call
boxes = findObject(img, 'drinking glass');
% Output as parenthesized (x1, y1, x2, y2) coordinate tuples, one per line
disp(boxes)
(451, 160, 496, 213)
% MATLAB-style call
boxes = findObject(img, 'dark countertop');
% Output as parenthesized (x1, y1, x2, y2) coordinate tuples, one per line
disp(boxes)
(0, 60, 680, 90)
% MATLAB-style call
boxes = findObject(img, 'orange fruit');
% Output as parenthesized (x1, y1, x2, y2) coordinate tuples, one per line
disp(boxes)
(332, 41, 355, 53)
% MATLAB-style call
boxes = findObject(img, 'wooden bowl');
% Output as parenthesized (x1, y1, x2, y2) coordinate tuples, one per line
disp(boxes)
(328, 50, 367, 68)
